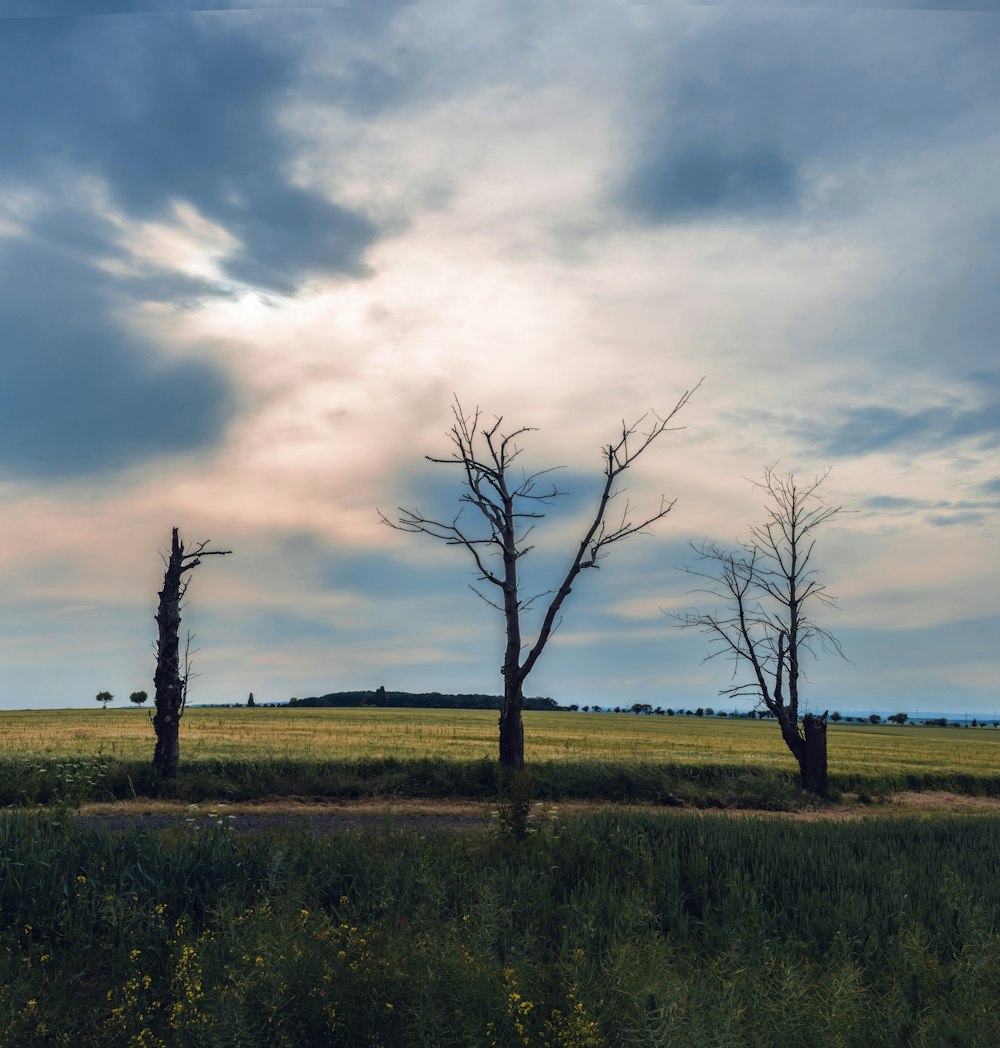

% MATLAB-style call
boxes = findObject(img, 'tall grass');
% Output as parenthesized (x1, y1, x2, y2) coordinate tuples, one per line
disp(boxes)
(4, 752, 1000, 810)
(2, 810, 999, 1045)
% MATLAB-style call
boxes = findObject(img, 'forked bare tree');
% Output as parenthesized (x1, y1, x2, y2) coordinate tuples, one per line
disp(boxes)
(381, 387, 697, 768)
(674, 469, 845, 796)
(152, 528, 231, 778)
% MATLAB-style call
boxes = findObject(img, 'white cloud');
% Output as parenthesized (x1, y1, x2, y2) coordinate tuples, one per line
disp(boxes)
(1, 5, 998, 711)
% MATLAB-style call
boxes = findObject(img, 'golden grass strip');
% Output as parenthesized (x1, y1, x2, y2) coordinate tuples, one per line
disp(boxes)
(1, 707, 999, 777)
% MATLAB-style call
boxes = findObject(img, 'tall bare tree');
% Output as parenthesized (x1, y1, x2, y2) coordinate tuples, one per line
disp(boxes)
(674, 469, 845, 796)
(381, 388, 697, 768)
(152, 527, 231, 778)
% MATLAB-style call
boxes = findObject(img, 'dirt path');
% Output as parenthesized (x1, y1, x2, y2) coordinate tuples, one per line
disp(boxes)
(58, 791, 1000, 834)
(69, 798, 492, 834)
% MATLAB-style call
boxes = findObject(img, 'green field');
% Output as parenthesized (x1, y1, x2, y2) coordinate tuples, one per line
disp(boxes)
(3, 706, 1000, 777)
(3, 809, 1000, 1046)
(4, 708, 1000, 1044)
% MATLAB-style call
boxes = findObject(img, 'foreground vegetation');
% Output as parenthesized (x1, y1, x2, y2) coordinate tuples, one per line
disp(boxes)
(2, 708, 1000, 807)
(4, 711, 998, 1044)
(2, 809, 999, 1046)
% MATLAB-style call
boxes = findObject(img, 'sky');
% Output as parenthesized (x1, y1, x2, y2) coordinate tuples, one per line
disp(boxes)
(0, 1, 998, 717)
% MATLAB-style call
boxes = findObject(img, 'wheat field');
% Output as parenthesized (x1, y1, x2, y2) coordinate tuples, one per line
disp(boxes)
(2, 706, 999, 777)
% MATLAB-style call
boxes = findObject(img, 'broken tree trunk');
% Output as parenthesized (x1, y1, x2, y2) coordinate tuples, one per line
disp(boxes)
(799, 712, 829, 798)
(152, 528, 230, 779)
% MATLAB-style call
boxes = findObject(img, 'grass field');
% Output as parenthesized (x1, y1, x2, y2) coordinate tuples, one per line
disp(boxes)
(3, 809, 1000, 1046)
(3, 705, 1000, 778)
(4, 709, 1000, 1044)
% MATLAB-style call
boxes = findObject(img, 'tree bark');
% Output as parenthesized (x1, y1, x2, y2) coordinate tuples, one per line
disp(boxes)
(151, 528, 230, 779)
(776, 710, 804, 766)
(799, 713, 829, 797)
(498, 515, 526, 769)
(152, 528, 185, 779)
(499, 678, 525, 769)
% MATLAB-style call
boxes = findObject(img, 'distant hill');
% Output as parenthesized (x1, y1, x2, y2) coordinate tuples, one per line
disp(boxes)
(288, 690, 559, 711)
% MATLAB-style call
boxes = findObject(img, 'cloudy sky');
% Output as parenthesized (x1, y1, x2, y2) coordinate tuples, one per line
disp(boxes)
(1, 1, 998, 717)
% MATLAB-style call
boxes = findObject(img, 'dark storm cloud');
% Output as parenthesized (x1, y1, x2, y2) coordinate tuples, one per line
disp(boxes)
(26, 207, 124, 262)
(0, 229, 233, 479)
(616, 10, 1000, 225)
(19, 204, 236, 307)
(815, 400, 1000, 457)
(216, 184, 376, 292)
(947, 401, 1000, 443)
(0, 9, 405, 478)
(925, 510, 990, 527)
(693, 1, 1000, 9)
(861, 495, 997, 528)
(863, 495, 947, 511)
(120, 270, 238, 306)
(820, 406, 950, 456)
(621, 140, 799, 224)
(0, 13, 382, 293)
(0, 1, 411, 23)
(0, 1, 217, 14)
(320, 550, 450, 602)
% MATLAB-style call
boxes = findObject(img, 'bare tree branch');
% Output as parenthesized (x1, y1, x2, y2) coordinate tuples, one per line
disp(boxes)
(672, 468, 846, 796)
(382, 382, 700, 767)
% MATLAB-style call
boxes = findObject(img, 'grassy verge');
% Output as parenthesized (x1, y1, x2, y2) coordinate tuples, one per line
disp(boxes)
(2, 810, 999, 1046)
(5, 754, 1000, 811)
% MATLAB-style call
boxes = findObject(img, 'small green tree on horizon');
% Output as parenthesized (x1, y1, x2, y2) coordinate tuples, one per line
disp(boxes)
(130, 690, 148, 706)
(96, 691, 113, 710)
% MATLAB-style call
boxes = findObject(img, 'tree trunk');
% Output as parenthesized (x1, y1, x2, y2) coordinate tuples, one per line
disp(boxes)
(498, 527, 525, 769)
(152, 708, 181, 778)
(798, 713, 828, 797)
(776, 709, 805, 767)
(499, 676, 525, 769)
(152, 529, 185, 779)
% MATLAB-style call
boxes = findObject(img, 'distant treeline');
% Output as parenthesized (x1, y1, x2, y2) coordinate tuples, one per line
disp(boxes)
(288, 689, 559, 711)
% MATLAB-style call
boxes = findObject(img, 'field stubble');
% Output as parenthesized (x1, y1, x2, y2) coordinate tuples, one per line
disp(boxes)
(2, 708, 1000, 810)
(3, 706, 1000, 777)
